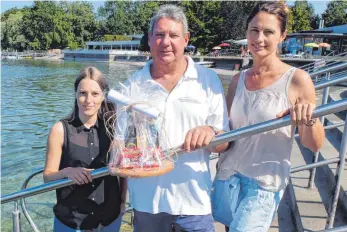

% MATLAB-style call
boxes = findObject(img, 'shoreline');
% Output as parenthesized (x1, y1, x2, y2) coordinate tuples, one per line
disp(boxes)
(115, 60, 238, 83)
(8, 55, 237, 83)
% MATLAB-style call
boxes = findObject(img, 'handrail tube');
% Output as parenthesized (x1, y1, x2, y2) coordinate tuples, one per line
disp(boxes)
(13, 201, 21, 232)
(309, 63, 347, 77)
(323, 122, 345, 131)
(20, 169, 43, 232)
(329, 70, 347, 80)
(315, 75, 347, 90)
(327, 113, 347, 228)
(309, 72, 331, 189)
(318, 225, 347, 232)
(2, 99, 347, 204)
(299, 51, 347, 70)
(294, 122, 345, 138)
(189, 99, 347, 154)
(1, 167, 110, 204)
(290, 158, 340, 173)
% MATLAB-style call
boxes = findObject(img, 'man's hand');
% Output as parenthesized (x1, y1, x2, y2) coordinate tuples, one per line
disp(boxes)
(183, 126, 216, 152)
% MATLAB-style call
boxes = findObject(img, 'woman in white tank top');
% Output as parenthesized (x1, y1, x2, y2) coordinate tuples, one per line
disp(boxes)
(211, 2, 325, 231)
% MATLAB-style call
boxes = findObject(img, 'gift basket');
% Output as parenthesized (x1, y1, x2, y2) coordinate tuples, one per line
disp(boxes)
(105, 89, 174, 178)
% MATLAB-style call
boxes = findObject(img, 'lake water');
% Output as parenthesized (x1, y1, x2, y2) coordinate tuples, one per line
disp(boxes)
(1, 59, 140, 231)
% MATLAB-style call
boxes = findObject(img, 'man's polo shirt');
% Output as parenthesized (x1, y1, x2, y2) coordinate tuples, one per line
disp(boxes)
(125, 56, 229, 215)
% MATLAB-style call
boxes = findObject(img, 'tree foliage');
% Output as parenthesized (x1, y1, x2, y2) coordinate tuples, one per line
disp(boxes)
(322, 0, 347, 27)
(2, 1, 99, 50)
(1, 0, 342, 53)
(98, 1, 137, 35)
(288, 0, 315, 33)
(1, 10, 27, 51)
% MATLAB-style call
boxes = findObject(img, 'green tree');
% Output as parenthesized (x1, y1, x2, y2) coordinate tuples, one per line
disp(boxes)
(133, 1, 160, 51)
(180, 1, 223, 54)
(21, 1, 74, 49)
(288, 1, 315, 32)
(219, 1, 257, 41)
(62, 1, 98, 48)
(98, 1, 137, 35)
(322, 0, 347, 27)
(1, 10, 28, 51)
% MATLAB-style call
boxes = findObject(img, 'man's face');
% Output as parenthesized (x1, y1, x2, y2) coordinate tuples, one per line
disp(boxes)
(149, 17, 189, 64)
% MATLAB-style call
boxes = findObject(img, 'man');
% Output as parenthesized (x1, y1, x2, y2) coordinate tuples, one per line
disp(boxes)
(125, 5, 229, 232)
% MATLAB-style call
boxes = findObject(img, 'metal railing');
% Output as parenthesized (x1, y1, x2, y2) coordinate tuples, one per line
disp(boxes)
(2, 100, 347, 231)
(309, 62, 347, 83)
(2, 74, 347, 231)
(300, 51, 347, 74)
(16, 116, 346, 232)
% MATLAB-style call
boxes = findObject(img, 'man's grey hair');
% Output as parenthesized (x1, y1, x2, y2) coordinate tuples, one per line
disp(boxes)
(149, 4, 188, 35)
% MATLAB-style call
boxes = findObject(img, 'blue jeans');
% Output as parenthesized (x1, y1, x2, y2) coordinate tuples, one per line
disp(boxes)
(211, 173, 283, 232)
(54, 214, 123, 232)
(133, 209, 215, 232)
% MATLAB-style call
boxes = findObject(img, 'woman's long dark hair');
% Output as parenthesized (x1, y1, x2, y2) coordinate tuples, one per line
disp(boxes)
(65, 66, 116, 125)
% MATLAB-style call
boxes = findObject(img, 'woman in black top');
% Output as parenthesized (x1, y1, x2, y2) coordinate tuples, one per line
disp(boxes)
(44, 67, 127, 231)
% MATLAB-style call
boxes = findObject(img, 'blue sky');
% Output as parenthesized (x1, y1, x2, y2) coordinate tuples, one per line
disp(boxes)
(1, 1, 105, 13)
(1, 0, 330, 15)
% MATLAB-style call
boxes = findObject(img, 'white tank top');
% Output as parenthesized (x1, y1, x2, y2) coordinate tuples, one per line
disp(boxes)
(216, 67, 296, 191)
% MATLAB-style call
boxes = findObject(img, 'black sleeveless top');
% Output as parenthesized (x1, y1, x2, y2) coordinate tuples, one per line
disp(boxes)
(53, 118, 121, 230)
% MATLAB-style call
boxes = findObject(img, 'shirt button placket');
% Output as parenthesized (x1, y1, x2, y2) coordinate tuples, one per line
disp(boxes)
(89, 130, 94, 161)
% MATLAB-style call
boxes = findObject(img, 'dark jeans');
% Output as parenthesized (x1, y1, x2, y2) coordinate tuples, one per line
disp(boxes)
(133, 209, 215, 232)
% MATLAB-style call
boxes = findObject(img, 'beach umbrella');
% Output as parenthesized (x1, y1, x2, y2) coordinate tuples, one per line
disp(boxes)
(219, 43, 231, 47)
(213, 46, 221, 50)
(304, 42, 319, 48)
(318, 42, 331, 48)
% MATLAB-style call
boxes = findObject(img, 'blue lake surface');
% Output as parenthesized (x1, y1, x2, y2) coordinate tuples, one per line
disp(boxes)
(1, 59, 139, 231)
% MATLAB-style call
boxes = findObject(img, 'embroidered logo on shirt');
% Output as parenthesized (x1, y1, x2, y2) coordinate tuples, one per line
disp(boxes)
(178, 97, 201, 104)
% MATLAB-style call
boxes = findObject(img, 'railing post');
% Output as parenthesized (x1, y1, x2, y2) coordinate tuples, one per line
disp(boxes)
(13, 201, 21, 232)
(308, 72, 331, 189)
(326, 112, 347, 228)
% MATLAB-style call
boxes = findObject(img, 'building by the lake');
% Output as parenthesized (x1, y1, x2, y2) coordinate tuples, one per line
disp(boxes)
(283, 24, 347, 56)
(64, 34, 143, 61)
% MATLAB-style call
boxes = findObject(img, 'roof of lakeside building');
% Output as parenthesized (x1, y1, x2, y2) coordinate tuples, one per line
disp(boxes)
(317, 24, 347, 34)
(86, 41, 141, 46)
(288, 24, 347, 37)
(287, 32, 347, 38)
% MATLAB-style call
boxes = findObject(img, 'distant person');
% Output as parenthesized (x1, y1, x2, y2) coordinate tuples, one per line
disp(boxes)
(212, 1, 325, 231)
(43, 67, 127, 232)
(123, 5, 229, 232)
(240, 46, 245, 57)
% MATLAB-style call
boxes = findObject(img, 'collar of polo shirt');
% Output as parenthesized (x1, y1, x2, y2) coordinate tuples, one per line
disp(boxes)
(143, 56, 198, 81)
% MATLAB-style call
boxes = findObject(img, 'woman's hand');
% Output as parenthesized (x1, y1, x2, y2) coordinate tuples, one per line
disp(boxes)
(276, 102, 316, 126)
(63, 167, 94, 185)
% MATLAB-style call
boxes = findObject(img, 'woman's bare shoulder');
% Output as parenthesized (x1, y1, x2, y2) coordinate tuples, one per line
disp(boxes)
(230, 72, 241, 88)
(49, 121, 64, 137)
(291, 68, 313, 87)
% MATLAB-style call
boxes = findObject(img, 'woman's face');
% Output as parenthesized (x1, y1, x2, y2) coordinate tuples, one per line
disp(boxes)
(247, 11, 286, 58)
(76, 78, 104, 118)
